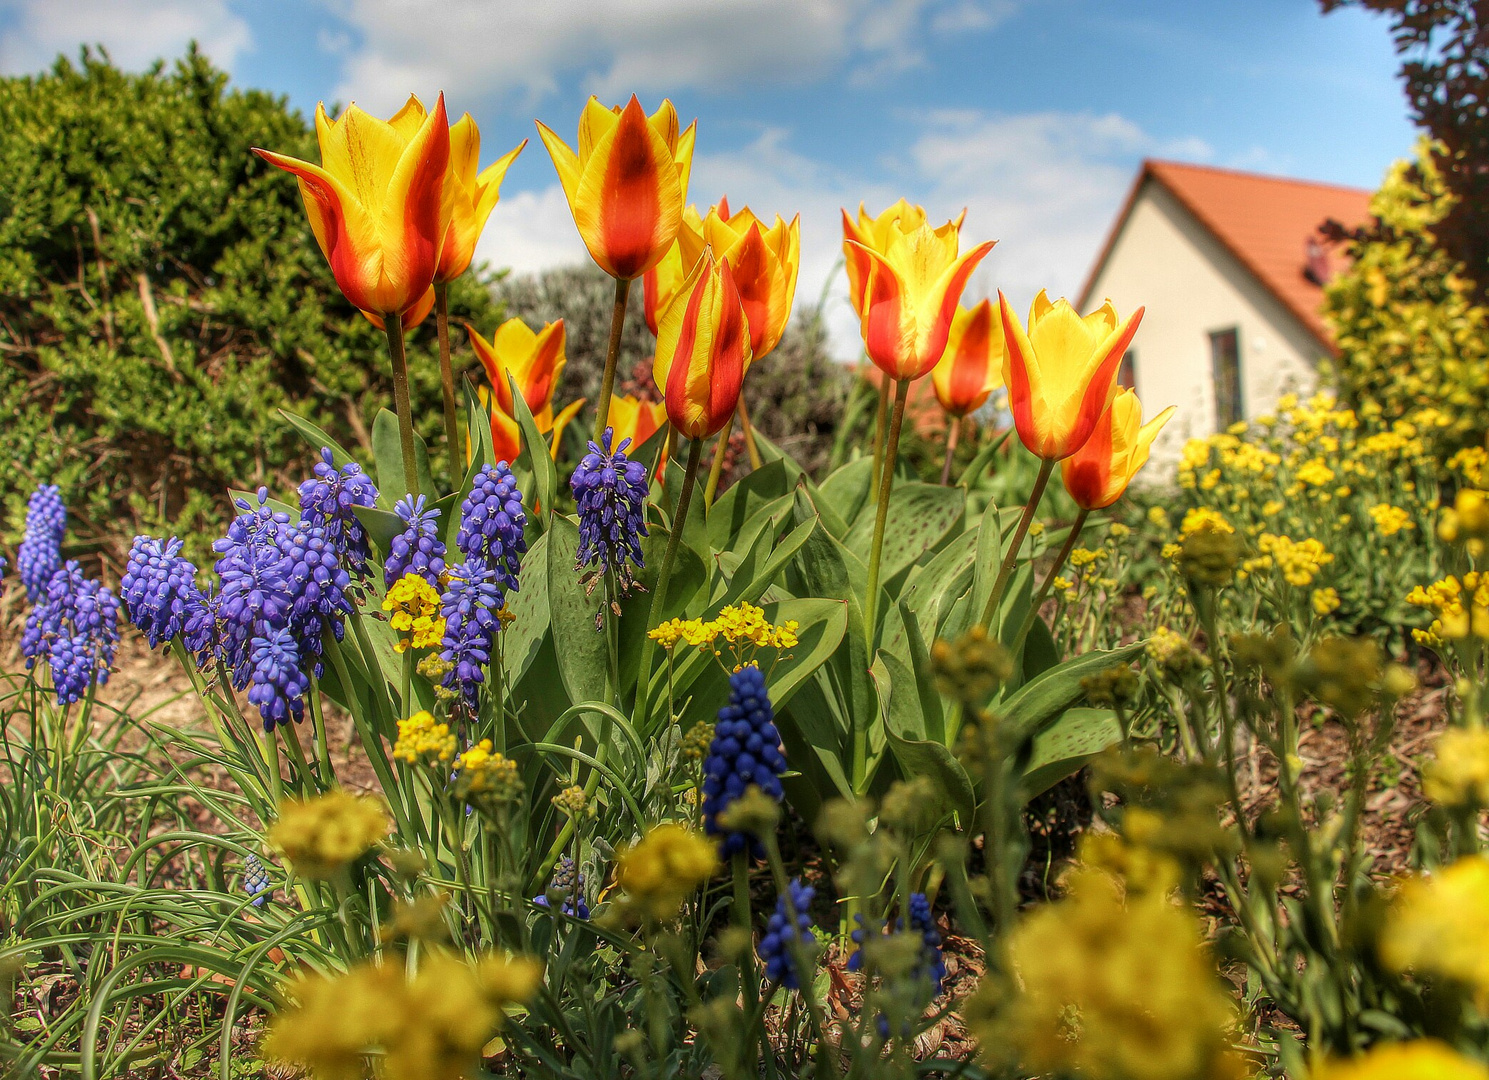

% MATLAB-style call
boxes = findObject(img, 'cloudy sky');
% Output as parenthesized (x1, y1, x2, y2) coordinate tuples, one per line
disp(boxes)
(0, 0, 1415, 355)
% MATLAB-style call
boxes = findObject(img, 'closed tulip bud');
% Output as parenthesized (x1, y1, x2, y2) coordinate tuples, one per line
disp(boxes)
(678, 200, 800, 361)
(842, 200, 963, 320)
(255, 94, 453, 318)
(467, 318, 583, 463)
(1061, 389, 1176, 510)
(435, 114, 524, 284)
(1001, 290, 1144, 460)
(537, 95, 696, 280)
(931, 301, 1005, 418)
(653, 253, 750, 439)
(846, 214, 995, 381)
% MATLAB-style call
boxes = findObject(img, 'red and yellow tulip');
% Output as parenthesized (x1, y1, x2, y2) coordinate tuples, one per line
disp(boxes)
(436, 114, 525, 284)
(846, 215, 994, 381)
(537, 96, 696, 281)
(842, 201, 964, 320)
(679, 200, 800, 360)
(642, 204, 707, 336)
(931, 300, 1005, 418)
(607, 393, 669, 451)
(1000, 290, 1144, 461)
(362, 286, 436, 332)
(468, 318, 583, 463)
(254, 95, 453, 318)
(1061, 389, 1175, 510)
(653, 253, 750, 439)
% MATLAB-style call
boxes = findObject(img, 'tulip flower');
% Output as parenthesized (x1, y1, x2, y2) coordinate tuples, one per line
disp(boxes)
(436, 117, 525, 285)
(537, 96, 695, 282)
(678, 200, 800, 360)
(254, 95, 452, 318)
(608, 394, 669, 453)
(643, 203, 708, 336)
(842, 201, 965, 319)
(361, 287, 436, 332)
(653, 253, 750, 441)
(931, 300, 1005, 483)
(847, 218, 995, 382)
(1000, 290, 1144, 462)
(1062, 390, 1175, 511)
(467, 318, 582, 463)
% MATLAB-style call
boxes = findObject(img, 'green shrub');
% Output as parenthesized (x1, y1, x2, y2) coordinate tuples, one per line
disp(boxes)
(0, 48, 502, 565)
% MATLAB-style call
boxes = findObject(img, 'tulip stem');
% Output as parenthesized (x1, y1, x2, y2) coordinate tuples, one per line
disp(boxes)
(636, 434, 705, 728)
(940, 418, 961, 485)
(979, 458, 1056, 633)
(593, 276, 632, 442)
(869, 374, 890, 504)
(433, 283, 461, 486)
(384, 317, 420, 497)
(703, 411, 736, 508)
(1011, 508, 1088, 655)
(737, 396, 763, 471)
(863, 378, 910, 655)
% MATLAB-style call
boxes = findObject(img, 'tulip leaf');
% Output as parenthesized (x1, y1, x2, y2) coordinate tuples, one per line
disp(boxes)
(956, 429, 1012, 488)
(278, 408, 362, 478)
(708, 459, 792, 550)
(509, 371, 558, 521)
(883, 727, 976, 829)
(463, 376, 494, 475)
(544, 514, 610, 706)
(997, 642, 1145, 744)
(817, 456, 875, 529)
(1021, 707, 1123, 799)
(723, 515, 816, 609)
(350, 503, 407, 566)
(842, 482, 965, 588)
(502, 528, 552, 689)
(371, 407, 435, 501)
(903, 529, 978, 645)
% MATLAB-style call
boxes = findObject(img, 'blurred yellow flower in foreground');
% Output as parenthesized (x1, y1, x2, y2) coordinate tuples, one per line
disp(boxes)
(269, 791, 390, 879)
(615, 823, 718, 921)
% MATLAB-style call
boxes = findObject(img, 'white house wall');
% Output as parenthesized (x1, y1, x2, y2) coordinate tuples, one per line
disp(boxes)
(1083, 180, 1325, 467)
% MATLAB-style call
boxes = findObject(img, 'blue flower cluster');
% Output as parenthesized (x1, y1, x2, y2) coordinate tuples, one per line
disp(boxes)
(438, 560, 505, 709)
(120, 536, 200, 648)
(533, 856, 590, 919)
(846, 891, 947, 1037)
(456, 462, 527, 593)
(21, 559, 120, 704)
(18, 484, 66, 601)
(247, 628, 312, 729)
(384, 494, 446, 589)
(297, 448, 379, 572)
(701, 664, 786, 857)
(758, 879, 816, 989)
(243, 853, 272, 908)
(570, 428, 649, 593)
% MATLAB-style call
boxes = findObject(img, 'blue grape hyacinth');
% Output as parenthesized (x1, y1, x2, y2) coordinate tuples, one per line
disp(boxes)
(384, 494, 446, 589)
(701, 664, 786, 857)
(758, 879, 817, 989)
(570, 427, 649, 594)
(246, 628, 311, 731)
(439, 560, 505, 710)
(906, 891, 947, 999)
(18, 483, 66, 601)
(243, 853, 272, 908)
(456, 463, 527, 594)
(275, 523, 353, 674)
(214, 516, 293, 689)
(533, 856, 590, 919)
(120, 536, 201, 649)
(21, 560, 120, 704)
(297, 448, 378, 572)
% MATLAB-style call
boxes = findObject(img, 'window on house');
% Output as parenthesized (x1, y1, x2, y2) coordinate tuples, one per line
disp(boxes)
(1210, 328, 1243, 428)
(1117, 350, 1137, 390)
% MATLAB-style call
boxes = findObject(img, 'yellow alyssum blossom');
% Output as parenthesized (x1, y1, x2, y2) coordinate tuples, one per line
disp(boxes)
(269, 791, 390, 879)
(1450, 445, 1489, 488)
(649, 603, 798, 656)
(1244, 534, 1334, 587)
(649, 616, 718, 649)
(1439, 488, 1489, 557)
(1406, 571, 1489, 646)
(1147, 505, 1171, 529)
(1295, 458, 1336, 487)
(1423, 727, 1489, 809)
(394, 710, 457, 764)
(1311, 587, 1341, 615)
(615, 823, 719, 921)
(1368, 503, 1414, 536)
(383, 573, 446, 653)
(1381, 856, 1489, 1009)
(454, 740, 523, 805)
(1178, 507, 1233, 539)
(1069, 547, 1106, 568)
(1313, 1041, 1489, 1080)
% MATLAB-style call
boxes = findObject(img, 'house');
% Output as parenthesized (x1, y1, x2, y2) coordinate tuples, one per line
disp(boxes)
(1079, 160, 1373, 464)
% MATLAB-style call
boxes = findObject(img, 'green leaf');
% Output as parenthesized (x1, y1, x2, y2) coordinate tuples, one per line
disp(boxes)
(843, 481, 965, 586)
(722, 515, 816, 609)
(1021, 610, 1061, 681)
(372, 407, 435, 500)
(903, 529, 978, 645)
(708, 459, 793, 550)
(463, 376, 494, 473)
(817, 456, 875, 530)
(871, 649, 927, 741)
(502, 529, 553, 688)
(998, 643, 1144, 743)
(351, 503, 407, 563)
(1021, 707, 1123, 798)
(509, 371, 557, 520)
(278, 409, 359, 474)
(544, 515, 609, 705)
(957, 428, 1011, 487)
(884, 727, 977, 828)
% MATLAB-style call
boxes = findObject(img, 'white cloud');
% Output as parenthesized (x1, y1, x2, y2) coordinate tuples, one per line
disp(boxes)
(0, 0, 251, 75)
(474, 185, 589, 280)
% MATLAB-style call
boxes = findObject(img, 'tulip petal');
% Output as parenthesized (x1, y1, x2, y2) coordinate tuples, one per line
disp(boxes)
(536, 120, 582, 205)
(374, 93, 452, 314)
(573, 96, 682, 279)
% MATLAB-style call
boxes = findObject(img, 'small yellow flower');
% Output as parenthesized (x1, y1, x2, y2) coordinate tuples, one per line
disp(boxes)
(1368, 503, 1414, 536)
(454, 740, 523, 807)
(394, 710, 458, 764)
(1311, 587, 1341, 616)
(269, 791, 390, 879)
(1178, 507, 1233, 539)
(383, 573, 446, 653)
(1147, 505, 1171, 529)
(1381, 856, 1489, 1010)
(1295, 458, 1336, 487)
(1069, 547, 1106, 569)
(615, 823, 719, 921)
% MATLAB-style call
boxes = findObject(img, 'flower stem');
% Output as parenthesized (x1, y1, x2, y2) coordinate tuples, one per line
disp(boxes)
(636, 434, 705, 728)
(978, 457, 1056, 632)
(433, 283, 460, 487)
(732, 850, 760, 1073)
(737, 395, 763, 470)
(863, 378, 910, 655)
(940, 417, 961, 485)
(263, 727, 282, 810)
(1011, 508, 1088, 654)
(869, 375, 890, 504)
(703, 411, 736, 508)
(592, 276, 632, 442)
(384, 317, 419, 497)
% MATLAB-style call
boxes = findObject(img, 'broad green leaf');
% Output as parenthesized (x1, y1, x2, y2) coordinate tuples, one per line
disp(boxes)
(722, 516, 817, 609)
(1021, 610, 1061, 681)
(843, 481, 965, 586)
(463, 376, 494, 473)
(1021, 707, 1123, 798)
(372, 407, 435, 500)
(509, 371, 557, 520)
(708, 459, 792, 550)
(998, 643, 1144, 743)
(278, 409, 359, 475)
(351, 503, 407, 563)
(502, 529, 553, 688)
(884, 727, 977, 828)
(545, 515, 609, 705)
(615, 522, 709, 699)
(871, 650, 926, 741)
(956, 429, 1011, 488)
(817, 456, 875, 530)
(904, 529, 978, 645)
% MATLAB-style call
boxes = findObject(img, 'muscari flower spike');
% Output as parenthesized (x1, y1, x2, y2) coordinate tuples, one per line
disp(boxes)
(213, 498, 293, 690)
(243, 853, 272, 908)
(701, 663, 786, 857)
(21, 560, 120, 705)
(439, 559, 505, 710)
(275, 522, 353, 674)
(456, 462, 527, 594)
(847, 891, 947, 1037)
(18, 483, 67, 601)
(533, 855, 590, 919)
(758, 878, 816, 989)
(571, 427, 649, 594)
(385, 494, 446, 589)
(120, 535, 201, 649)
(297, 448, 379, 572)
(246, 627, 311, 732)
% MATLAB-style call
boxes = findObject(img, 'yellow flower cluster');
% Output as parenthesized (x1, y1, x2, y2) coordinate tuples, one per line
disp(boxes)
(1406, 572, 1489, 645)
(650, 601, 799, 670)
(1312, 587, 1341, 615)
(1380, 856, 1489, 1010)
(394, 710, 457, 764)
(1178, 507, 1233, 539)
(264, 951, 542, 1080)
(454, 739, 523, 805)
(383, 573, 446, 653)
(268, 791, 390, 879)
(1242, 534, 1334, 587)
(1069, 547, 1106, 568)
(1313, 1041, 1489, 1080)
(1450, 445, 1489, 489)
(1367, 502, 1414, 536)
(1439, 488, 1489, 557)
(971, 870, 1242, 1080)
(1294, 458, 1337, 488)
(614, 823, 719, 922)
(1422, 727, 1489, 810)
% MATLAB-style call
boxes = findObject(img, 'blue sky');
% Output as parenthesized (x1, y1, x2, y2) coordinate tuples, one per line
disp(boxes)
(0, 0, 1416, 354)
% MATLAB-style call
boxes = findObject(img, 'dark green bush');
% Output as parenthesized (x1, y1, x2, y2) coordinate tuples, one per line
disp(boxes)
(0, 48, 502, 566)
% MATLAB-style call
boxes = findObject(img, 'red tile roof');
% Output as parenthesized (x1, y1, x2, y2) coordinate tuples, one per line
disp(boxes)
(1079, 160, 1374, 349)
